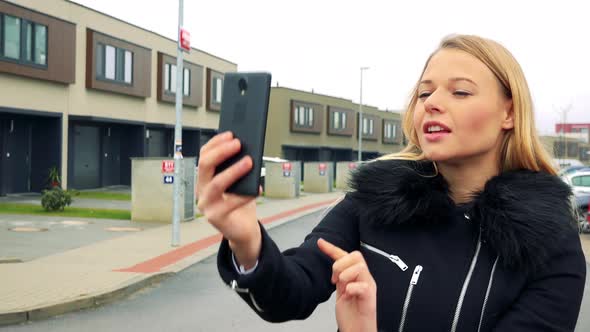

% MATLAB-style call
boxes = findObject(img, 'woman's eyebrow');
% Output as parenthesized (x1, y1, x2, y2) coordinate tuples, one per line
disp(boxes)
(419, 77, 478, 86)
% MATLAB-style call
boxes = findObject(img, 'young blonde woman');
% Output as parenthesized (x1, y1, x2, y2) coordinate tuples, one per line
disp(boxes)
(196, 34, 586, 331)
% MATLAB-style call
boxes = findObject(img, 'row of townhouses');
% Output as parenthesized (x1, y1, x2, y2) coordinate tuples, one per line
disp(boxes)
(0, 0, 403, 196)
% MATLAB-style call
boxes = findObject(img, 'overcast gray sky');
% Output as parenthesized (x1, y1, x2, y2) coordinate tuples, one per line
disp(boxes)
(72, 0, 590, 135)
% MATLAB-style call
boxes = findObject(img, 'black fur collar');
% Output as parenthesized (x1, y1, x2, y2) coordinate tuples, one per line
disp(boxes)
(348, 159, 576, 272)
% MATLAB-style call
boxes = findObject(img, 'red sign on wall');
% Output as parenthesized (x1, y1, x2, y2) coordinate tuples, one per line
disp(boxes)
(319, 163, 326, 176)
(282, 162, 292, 177)
(179, 28, 191, 52)
(162, 160, 175, 173)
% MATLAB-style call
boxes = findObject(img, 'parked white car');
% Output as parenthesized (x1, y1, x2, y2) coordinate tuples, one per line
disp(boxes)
(563, 170, 590, 195)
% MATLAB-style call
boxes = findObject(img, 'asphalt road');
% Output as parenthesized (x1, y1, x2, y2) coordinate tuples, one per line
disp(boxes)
(4, 211, 590, 332)
(4, 210, 337, 332)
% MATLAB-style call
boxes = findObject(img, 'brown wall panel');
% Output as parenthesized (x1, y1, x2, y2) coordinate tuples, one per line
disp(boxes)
(0, 1, 75, 84)
(156, 52, 203, 108)
(382, 119, 403, 144)
(86, 29, 151, 98)
(327, 106, 354, 136)
(206, 68, 224, 111)
(290, 100, 323, 134)
(358, 113, 380, 141)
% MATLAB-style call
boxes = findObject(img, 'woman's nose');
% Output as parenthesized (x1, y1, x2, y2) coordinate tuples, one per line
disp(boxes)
(424, 92, 444, 114)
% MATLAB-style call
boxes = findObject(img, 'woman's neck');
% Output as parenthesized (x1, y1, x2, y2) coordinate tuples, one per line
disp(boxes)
(437, 154, 501, 204)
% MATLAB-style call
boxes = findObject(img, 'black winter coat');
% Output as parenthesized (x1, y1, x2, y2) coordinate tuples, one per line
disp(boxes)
(217, 160, 586, 331)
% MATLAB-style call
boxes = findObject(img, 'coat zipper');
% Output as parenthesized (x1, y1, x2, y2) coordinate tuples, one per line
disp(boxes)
(398, 265, 423, 332)
(230, 279, 264, 312)
(360, 241, 409, 271)
(477, 256, 499, 332)
(450, 229, 482, 332)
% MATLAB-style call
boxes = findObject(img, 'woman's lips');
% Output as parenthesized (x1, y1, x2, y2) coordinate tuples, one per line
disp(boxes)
(424, 132, 450, 142)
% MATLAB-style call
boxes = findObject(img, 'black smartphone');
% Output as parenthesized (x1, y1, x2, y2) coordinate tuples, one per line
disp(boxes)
(215, 72, 272, 196)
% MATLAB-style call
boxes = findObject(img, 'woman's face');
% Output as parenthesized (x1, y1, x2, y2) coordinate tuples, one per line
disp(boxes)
(413, 49, 513, 164)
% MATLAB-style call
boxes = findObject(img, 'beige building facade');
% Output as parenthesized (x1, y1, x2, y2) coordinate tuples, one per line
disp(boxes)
(0, 0, 236, 194)
(265, 87, 404, 163)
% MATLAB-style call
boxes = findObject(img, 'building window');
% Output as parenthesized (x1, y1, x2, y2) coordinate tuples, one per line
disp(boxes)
(294, 105, 314, 127)
(362, 118, 374, 135)
(0, 14, 47, 66)
(3, 15, 21, 59)
(96, 42, 133, 84)
(333, 111, 347, 130)
(164, 63, 190, 96)
(212, 76, 223, 104)
(384, 123, 396, 139)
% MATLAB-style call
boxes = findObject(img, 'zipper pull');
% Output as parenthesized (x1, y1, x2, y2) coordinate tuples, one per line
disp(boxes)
(411, 265, 423, 285)
(388, 255, 409, 271)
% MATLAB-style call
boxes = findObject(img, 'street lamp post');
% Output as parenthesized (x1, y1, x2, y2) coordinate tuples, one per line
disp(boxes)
(172, 0, 184, 247)
(358, 67, 369, 162)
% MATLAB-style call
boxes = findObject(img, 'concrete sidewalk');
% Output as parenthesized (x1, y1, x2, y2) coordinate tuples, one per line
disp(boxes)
(0, 191, 344, 326)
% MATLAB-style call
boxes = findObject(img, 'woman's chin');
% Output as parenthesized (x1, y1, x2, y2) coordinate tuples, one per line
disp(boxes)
(422, 151, 453, 162)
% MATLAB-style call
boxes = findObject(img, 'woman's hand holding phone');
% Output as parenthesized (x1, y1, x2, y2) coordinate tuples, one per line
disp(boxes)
(197, 131, 262, 269)
(318, 238, 378, 332)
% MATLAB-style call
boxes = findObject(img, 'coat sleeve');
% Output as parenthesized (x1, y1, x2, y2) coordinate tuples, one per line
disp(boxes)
(216, 194, 360, 322)
(492, 227, 586, 331)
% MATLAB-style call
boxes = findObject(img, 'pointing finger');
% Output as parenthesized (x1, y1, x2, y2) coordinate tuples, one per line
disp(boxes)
(317, 238, 348, 261)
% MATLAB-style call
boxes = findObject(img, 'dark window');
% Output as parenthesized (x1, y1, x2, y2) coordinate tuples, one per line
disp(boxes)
(0, 13, 47, 66)
(96, 42, 133, 84)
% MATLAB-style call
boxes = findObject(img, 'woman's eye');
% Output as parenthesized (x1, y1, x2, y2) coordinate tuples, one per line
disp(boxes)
(418, 92, 431, 99)
(453, 91, 471, 97)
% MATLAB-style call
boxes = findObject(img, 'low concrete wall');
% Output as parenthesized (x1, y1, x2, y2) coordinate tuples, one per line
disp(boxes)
(131, 157, 195, 223)
(303, 162, 334, 193)
(264, 161, 301, 198)
(335, 161, 360, 190)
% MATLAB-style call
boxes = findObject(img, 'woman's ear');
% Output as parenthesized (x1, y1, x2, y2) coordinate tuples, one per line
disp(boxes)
(501, 99, 514, 130)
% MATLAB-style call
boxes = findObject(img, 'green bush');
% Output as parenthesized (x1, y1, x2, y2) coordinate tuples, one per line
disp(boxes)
(41, 187, 73, 211)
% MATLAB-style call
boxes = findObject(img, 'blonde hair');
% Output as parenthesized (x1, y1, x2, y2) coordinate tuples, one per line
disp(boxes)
(379, 34, 557, 175)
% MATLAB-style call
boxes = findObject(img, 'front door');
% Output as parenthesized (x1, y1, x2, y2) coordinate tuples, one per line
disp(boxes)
(72, 125, 100, 189)
(101, 126, 121, 187)
(1, 119, 32, 193)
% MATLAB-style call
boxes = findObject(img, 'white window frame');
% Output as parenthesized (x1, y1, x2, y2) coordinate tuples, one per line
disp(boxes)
(294, 105, 314, 128)
(97, 43, 133, 84)
(333, 111, 347, 130)
(124, 50, 132, 83)
(183, 68, 190, 96)
(104, 45, 116, 80)
(213, 77, 223, 104)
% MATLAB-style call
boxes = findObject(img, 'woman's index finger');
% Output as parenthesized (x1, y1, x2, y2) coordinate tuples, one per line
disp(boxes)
(317, 238, 348, 261)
